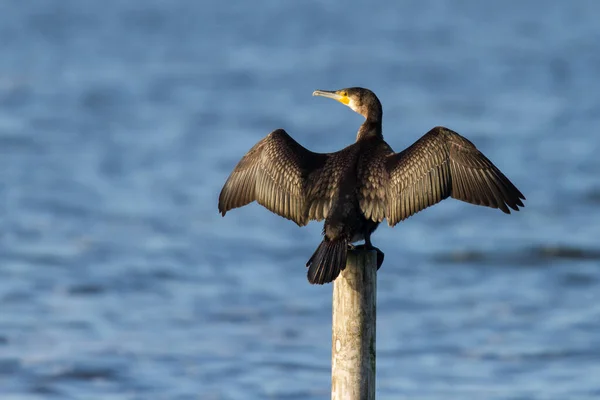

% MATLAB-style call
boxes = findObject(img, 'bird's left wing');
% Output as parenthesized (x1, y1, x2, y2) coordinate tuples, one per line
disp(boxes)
(218, 128, 345, 226)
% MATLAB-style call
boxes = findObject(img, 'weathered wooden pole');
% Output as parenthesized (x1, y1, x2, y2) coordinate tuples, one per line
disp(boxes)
(331, 249, 377, 400)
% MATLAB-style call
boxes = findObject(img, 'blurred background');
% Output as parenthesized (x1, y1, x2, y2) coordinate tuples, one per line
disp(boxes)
(1, 0, 599, 399)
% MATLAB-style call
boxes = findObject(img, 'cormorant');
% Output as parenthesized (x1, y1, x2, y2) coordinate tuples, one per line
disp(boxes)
(218, 87, 525, 284)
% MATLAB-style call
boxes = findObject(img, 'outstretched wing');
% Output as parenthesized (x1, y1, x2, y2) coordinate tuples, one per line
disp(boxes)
(218, 129, 350, 226)
(385, 126, 525, 226)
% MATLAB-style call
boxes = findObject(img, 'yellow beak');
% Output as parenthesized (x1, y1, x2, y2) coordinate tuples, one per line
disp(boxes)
(312, 90, 350, 105)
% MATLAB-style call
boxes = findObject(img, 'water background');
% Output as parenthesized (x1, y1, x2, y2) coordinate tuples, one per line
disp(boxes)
(1, 1, 599, 399)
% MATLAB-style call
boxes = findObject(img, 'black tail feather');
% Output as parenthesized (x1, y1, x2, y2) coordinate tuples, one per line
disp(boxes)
(306, 238, 348, 284)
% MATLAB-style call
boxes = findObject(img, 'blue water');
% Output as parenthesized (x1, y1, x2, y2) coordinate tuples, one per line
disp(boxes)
(1, 1, 599, 399)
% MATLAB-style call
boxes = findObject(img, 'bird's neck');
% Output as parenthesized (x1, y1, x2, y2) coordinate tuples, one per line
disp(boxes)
(356, 118, 383, 141)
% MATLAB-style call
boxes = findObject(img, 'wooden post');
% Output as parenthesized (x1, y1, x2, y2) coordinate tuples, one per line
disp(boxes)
(331, 250, 377, 400)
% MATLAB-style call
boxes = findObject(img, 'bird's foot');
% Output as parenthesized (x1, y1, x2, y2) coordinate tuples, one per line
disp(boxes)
(349, 244, 385, 270)
(373, 246, 385, 270)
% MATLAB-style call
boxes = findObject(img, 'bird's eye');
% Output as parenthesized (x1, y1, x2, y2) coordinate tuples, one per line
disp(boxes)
(340, 91, 347, 97)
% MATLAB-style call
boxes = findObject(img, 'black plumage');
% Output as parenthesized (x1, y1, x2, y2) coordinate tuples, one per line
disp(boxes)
(218, 87, 525, 284)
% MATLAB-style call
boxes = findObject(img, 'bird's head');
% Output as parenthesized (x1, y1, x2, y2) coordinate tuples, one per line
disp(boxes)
(312, 87, 382, 121)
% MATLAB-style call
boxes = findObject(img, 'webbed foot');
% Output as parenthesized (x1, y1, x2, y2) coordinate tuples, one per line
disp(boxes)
(373, 246, 385, 270)
(350, 244, 385, 270)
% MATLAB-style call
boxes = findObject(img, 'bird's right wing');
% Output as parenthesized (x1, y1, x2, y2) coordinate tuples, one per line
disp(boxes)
(218, 129, 347, 226)
(385, 126, 525, 226)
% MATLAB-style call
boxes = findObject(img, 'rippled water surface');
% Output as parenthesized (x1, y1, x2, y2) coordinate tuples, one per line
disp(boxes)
(1, 1, 600, 399)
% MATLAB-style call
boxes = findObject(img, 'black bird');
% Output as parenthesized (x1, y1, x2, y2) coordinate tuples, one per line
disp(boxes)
(218, 87, 525, 284)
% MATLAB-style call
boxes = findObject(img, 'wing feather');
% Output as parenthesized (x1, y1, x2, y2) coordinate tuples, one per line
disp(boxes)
(218, 129, 349, 225)
(385, 126, 525, 226)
